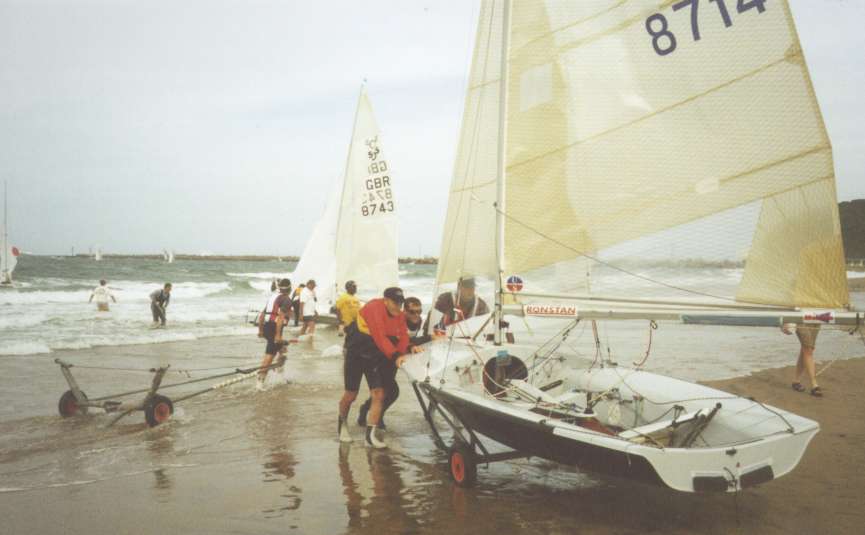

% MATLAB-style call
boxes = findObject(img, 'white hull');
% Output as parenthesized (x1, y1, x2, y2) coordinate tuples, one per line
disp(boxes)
(404, 340, 818, 492)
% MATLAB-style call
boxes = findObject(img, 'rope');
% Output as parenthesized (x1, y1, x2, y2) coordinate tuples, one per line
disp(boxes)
(633, 320, 658, 368)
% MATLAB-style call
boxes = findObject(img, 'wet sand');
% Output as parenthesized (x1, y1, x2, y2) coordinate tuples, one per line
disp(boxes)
(1, 332, 863, 534)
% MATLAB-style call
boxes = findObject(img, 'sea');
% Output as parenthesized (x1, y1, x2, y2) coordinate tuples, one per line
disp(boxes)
(0, 255, 438, 357)
(1, 255, 863, 373)
(1, 256, 864, 533)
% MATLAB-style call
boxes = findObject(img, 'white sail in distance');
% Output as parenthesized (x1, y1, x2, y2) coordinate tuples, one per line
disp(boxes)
(437, 0, 849, 311)
(292, 88, 399, 312)
(1, 181, 17, 284)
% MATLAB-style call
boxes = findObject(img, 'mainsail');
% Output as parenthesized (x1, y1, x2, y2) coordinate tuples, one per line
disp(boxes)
(292, 88, 399, 312)
(437, 0, 849, 313)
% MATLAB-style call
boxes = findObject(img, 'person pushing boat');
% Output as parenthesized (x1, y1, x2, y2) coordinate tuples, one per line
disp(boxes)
(338, 287, 422, 448)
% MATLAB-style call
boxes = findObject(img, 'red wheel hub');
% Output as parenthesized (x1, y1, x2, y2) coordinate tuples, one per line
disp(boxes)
(63, 399, 78, 415)
(452, 453, 465, 482)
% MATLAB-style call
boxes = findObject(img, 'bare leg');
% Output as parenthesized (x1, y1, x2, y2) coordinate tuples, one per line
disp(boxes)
(801, 345, 818, 389)
(259, 353, 274, 380)
(339, 390, 358, 418)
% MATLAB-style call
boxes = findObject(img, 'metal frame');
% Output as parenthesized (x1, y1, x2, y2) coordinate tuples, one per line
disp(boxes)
(412, 380, 529, 466)
(56, 358, 170, 426)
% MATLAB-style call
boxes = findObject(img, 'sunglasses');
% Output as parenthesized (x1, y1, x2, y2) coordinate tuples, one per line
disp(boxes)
(405, 308, 422, 315)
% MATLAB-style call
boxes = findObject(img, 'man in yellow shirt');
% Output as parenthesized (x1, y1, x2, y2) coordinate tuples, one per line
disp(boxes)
(334, 280, 360, 337)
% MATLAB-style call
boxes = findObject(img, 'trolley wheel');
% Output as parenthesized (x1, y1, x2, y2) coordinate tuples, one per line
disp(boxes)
(58, 389, 87, 417)
(448, 442, 478, 488)
(144, 394, 174, 427)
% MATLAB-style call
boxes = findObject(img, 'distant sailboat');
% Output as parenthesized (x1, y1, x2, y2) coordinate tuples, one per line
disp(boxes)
(292, 86, 399, 316)
(93, 247, 102, 262)
(1, 182, 20, 286)
(163, 249, 175, 263)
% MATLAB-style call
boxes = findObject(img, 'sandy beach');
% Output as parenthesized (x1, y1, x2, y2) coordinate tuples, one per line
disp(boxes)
(0, 329, 862, 535)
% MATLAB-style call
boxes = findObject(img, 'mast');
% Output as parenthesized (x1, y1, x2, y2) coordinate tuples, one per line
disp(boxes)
(493, 0, 511, 346)
(332, 82, 365, 301)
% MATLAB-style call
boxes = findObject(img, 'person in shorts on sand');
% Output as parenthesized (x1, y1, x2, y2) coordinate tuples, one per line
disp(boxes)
(782, 322, 822, 397)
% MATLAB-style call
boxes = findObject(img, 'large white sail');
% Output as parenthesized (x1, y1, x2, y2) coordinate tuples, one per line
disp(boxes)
(437, 0, 849, 312)
(292, 88, 399, 313)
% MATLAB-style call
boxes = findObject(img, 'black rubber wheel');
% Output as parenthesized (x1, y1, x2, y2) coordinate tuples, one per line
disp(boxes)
(58, 390, 87, 417)
(448, 442, 478, 488)
(144, 394, 174, 427)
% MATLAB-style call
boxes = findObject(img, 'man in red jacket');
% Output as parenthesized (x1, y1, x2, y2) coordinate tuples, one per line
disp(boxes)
(338, 287, 420, 448)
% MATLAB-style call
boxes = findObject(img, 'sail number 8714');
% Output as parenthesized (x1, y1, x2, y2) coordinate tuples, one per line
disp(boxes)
(646, 0, 766, 56)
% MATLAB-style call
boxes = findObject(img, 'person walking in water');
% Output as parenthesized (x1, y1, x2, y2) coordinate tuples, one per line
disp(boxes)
(299, 279, 318, 335)
(149, 283, 172, 327)
(89, 279, 116, 312)
(338, 287, 421, 448)
(256, 278, 293, 390)
(291, 284, 305, 327)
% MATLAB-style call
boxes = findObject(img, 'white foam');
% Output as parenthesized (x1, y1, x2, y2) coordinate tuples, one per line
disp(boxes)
(226, 272, 289, 280)
(0, 341, 51, 356)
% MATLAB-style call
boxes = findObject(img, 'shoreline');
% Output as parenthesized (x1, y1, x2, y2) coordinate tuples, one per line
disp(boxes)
(0, 331, 863, 533)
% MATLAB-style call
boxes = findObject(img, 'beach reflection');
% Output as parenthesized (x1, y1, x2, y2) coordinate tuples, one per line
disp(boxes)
(143, 424, 176, 496)
(248, 389, 303, 519)
(337, 442, 419, 534)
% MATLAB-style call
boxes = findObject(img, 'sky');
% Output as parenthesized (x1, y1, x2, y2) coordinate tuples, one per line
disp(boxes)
(1, 0, 863, 257)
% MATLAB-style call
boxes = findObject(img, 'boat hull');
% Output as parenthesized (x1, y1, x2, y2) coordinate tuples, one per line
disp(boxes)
(417, 380, 818, 493)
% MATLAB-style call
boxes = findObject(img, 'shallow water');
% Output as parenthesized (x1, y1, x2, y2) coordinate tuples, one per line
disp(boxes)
(0, 324, 862, 534)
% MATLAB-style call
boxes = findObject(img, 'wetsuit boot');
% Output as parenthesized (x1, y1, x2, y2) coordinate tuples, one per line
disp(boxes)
(338, 415, 353, 443)
(365, 425, 387, 449)
(357, 399, 370, 426)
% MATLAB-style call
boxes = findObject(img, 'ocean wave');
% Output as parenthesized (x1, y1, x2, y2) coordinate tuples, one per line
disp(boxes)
(226, 272, 289, 280)
(0, 341, 52, 356)
(0, 311, 50, 329)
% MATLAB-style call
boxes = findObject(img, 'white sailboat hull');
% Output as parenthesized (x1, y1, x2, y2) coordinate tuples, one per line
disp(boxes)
(404, 340, 818, 492)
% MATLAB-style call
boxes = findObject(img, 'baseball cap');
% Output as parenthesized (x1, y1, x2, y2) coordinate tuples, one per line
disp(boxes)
(383, 287, 405, 305)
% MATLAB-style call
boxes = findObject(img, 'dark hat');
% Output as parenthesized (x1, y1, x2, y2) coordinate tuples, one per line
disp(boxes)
(345, 280, 356, 290)
(278, 278, 291, 291)
(459, 277, 476, 289)
(383, 287, 405, 305)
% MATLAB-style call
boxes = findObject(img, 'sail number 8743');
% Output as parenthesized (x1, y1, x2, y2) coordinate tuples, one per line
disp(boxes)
(646, 0, 766, 56)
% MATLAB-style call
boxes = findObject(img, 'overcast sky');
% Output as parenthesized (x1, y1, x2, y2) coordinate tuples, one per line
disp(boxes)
(1, 0, 863, 256)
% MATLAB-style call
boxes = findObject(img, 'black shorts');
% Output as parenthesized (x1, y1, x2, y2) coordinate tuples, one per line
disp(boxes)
(262, 321, 280, 355)
(302, 315, 315, 323)
(344, 350, 395, 392)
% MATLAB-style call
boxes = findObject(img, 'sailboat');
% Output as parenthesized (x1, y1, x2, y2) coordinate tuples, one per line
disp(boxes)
(402, 0, 861, 493)
(93, 247, 102, 262)
(291, 86, 399, 319)
(163, 249, 175, 263)
(1, 182, 20, 286)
